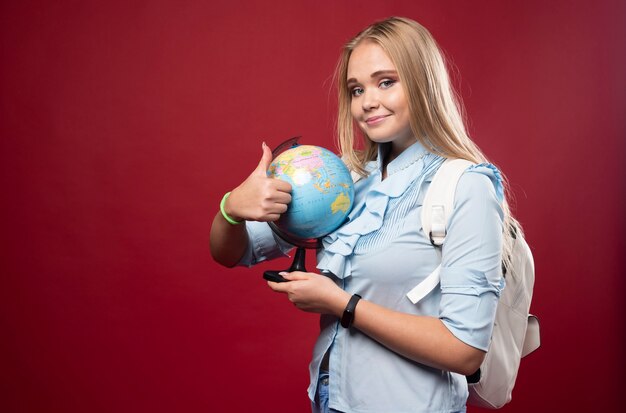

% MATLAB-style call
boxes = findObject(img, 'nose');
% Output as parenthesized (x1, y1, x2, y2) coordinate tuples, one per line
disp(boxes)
(361, 89, 379, 111)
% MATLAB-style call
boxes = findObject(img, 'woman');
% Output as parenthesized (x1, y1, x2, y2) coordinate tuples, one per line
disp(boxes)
(210, 17, 519, 413)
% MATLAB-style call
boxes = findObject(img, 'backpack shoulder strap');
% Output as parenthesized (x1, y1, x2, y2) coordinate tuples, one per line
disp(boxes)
(407, 158, 474, 304)
(421, 158, 475, 246)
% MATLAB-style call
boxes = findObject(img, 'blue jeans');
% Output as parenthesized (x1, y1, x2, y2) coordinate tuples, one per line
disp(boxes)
(311, 371, 466, 413)
(311, 371, 343, 413)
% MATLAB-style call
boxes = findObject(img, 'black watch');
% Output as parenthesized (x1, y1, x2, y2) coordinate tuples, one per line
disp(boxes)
(340, 294, 362, 328)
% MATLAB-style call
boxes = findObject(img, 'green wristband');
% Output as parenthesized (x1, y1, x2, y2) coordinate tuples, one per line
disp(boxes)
(220, 192, 243, 225)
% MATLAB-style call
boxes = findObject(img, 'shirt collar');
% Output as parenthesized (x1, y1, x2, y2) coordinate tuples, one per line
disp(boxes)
(376, 140, 429, 177)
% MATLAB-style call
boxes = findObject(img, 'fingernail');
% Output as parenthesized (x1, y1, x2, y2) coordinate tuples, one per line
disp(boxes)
(279, 271, 288, 276)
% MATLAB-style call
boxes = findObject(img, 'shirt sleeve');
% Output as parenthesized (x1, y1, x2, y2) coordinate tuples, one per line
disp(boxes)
(237, 221, 294, 267)
(438, 164, 505, 351)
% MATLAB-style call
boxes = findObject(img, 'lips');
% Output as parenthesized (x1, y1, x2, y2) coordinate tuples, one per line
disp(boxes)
(365, 115, 390, 125)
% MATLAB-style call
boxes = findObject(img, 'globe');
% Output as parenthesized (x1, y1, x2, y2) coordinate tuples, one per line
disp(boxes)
(268, 144, 355, 242)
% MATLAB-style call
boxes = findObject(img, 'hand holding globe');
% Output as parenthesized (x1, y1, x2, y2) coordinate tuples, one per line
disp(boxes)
(262, 138, 355, 282)
(224, 142, 293, 223)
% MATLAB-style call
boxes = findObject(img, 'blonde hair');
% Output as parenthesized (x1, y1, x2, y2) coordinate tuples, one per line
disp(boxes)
(335, 16, 521, 272)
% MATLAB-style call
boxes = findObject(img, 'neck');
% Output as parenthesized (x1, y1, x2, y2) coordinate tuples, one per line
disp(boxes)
(381, 147, 398, 180)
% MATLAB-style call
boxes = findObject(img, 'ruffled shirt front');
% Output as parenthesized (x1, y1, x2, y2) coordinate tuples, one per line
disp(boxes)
(316, 142, 444, 280)
(238, 141, 504, 413)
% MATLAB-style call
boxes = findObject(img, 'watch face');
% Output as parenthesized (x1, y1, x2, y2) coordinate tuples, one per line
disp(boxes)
(341, 294, 361, 328)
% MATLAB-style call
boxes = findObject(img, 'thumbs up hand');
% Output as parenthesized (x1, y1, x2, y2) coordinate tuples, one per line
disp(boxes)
(224, 142, 292, 222)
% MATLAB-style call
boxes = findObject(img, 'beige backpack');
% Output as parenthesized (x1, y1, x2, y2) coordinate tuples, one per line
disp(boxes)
(408, 158, 541, 408)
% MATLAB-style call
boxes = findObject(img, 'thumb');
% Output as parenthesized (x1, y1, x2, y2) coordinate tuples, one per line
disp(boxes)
(254, 142, 273, 176)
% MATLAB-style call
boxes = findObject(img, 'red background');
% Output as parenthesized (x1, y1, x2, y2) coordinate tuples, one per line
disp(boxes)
(1, 1, 624, 412)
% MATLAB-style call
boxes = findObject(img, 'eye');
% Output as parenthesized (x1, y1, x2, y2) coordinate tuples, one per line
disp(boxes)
(350, 87, 364, 97)
(379, 79, 396, 89)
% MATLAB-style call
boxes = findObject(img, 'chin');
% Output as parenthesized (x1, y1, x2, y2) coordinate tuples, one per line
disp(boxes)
(364, 134, 394, 144)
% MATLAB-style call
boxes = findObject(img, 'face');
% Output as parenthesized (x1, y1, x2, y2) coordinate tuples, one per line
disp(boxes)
(347, 41, 414, 155)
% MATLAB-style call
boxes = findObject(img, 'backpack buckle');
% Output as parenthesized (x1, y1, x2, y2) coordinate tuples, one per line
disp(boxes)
(429, 230, 446, 246)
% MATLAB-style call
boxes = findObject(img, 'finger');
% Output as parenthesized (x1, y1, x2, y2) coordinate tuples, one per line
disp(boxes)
(265, 213, 281, 222)
(266, 280, 289, 292)
(280, 271, 310, 281)
(273, 179, 293, 193)
(271, 191, 292, 205)
(253, 142, 273, 176)
(263, 202, 287, 215)
(260, 200, 289, 221)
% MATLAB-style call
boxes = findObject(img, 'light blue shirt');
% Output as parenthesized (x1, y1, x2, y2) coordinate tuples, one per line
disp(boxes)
(239, 141, 504, 413)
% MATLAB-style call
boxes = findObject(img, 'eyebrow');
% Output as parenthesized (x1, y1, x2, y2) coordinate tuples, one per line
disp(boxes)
(347, 70, 398, 85)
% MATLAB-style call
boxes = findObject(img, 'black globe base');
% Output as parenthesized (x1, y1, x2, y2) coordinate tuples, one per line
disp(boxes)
(263, 247, 307, 283)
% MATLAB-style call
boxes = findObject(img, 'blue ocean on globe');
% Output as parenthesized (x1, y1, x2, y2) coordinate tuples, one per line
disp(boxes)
(267, 145, 355, 240)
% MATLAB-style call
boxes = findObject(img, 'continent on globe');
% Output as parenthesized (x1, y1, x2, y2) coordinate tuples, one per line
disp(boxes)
(330, 192, 351, 214)
(268, 145, 355, 241)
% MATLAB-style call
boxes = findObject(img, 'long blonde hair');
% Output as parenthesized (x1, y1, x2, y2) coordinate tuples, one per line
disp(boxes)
(335, 16, 521, 272)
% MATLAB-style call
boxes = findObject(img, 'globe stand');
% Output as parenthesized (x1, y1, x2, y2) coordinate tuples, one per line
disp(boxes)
(263, 247, 307, 283)
(262, 223, 321, 283)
